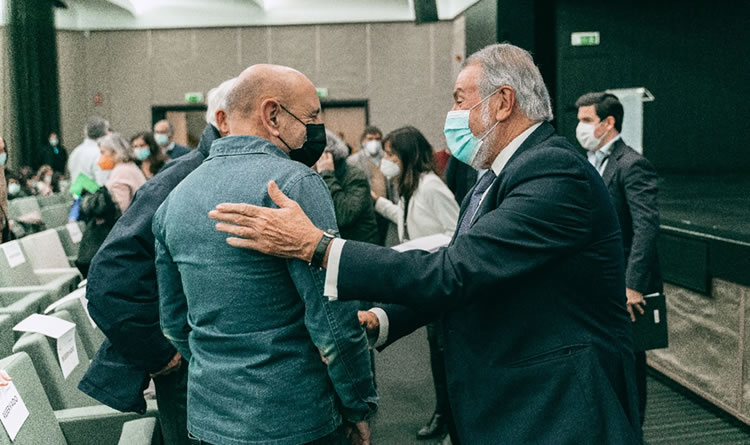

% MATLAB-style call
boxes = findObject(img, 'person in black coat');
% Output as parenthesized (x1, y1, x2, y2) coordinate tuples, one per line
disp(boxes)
(576, 91, 663, 427)
(208, 44, 643, 445)
(38, 132, 68, 174)
(78, 77, 235, 445)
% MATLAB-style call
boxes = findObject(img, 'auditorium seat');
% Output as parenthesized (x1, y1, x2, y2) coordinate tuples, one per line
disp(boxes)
(0, 240, 81, 302)
(36, 193, 74, 208)
(0, 352, 161, 445)
(40, 203, 72, 229)
(44, 288, 105, 358)
(0, 314, 14, 358)
(54, 223, 83, 264)
(8, 196, 41, 221)
(11, 310, 99, 410)
(19, 229, 71, 270)
(0, 290, 54, 327)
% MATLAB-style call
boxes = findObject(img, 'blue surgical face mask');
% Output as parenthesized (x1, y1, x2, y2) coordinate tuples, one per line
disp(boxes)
(0, 153, 6, 166)
(443, 91, 499, 167)
(134, 147, 151, 161)
(154, 133, 170, 146)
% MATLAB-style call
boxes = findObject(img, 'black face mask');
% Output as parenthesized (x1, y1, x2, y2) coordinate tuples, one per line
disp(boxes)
(278, 104, 326, 167)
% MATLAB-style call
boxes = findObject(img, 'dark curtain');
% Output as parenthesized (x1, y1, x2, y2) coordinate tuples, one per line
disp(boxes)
(8, 0, 62, 169)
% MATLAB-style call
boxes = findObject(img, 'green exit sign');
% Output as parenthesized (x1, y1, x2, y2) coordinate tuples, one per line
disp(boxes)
(571, 32, 600, 46)
(185, 92, 204, 104)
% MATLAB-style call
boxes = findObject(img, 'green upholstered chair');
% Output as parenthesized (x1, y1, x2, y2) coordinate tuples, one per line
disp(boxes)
(0, 240, 81, 303)
(19, 229, 71, 270)
(0, 314, 15, 359)
(8, 196, 41, 221)
(0, 290, 54, 327)
(45, 288, 105, 359)
(39, 203, 72, 229)
(36, 193, 74, 208)
(11, 310, 98, 410)
(0, 352, 161, 445)
(54, 223, 83, 265)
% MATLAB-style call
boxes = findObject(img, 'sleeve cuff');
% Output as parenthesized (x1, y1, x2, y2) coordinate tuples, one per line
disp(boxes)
(324, 238, 346, 301)
(368, 307, 389, 349)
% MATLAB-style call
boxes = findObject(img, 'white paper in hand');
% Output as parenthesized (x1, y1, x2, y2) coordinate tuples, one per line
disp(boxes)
(392, 234, 452, 253)
(0, 382, 30, 441)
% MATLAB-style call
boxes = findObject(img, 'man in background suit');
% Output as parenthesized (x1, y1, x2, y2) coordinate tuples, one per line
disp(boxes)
(576, 91, 663, 426)
(154, 119, 191, 159)
(209, 43, 642, 444)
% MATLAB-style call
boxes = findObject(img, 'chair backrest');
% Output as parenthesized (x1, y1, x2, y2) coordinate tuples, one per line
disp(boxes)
(0, 314, 15, 359)
(19, 230, 71, 270)
(47, 290, 104, 359)
(0, 241, 42, 287)
(8, 197, 42, 221)
(0, 291, 51, 334)
(36, 194, 73, 208)
(0, 352, 67, 445)
(11, 311, 98, 410)
(40, 204, 71, 229)
(54, 223, 83, 260)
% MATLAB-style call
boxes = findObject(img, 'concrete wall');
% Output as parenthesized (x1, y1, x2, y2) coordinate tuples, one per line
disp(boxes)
(56, 21, 466, 153)
(0, 26, 14, 164)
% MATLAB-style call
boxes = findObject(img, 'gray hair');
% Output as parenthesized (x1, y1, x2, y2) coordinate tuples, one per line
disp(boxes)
(85, 116, 110, 140)
(98, 132, 134, 163)
(206, 77, 238, 127)
(466, 43, 553, 122)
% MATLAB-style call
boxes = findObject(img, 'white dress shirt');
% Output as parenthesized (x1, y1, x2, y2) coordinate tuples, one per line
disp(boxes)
(586, 134, 621, 175)
(68, 138, 105, 185)
(324, 122, 543, 346)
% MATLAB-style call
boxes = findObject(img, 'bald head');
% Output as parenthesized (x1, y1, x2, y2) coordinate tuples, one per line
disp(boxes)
(225, 64, 321, 152)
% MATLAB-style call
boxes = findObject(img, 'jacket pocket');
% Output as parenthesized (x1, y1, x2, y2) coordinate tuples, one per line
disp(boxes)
(506, 343, 590, 368)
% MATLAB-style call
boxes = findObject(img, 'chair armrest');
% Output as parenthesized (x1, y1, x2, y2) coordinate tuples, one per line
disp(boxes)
(118, 418, 161, 445)
(55, 400, 159, 445)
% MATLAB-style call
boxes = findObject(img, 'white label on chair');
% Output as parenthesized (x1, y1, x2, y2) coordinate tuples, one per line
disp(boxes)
(57, 328, 80, 379)
(1, 241, 26, 268)
(653, 310, 660, 324)
(66, 223, 83, 244)
(0, 382, 29, 441)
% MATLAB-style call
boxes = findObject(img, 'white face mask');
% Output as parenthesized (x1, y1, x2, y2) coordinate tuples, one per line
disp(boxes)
(8, 183, 20, 195)
(154, 133, 170, 147)
(364, 140, 382, 156)
(576, 122, 605, 152)
(380, 158, 401, 179)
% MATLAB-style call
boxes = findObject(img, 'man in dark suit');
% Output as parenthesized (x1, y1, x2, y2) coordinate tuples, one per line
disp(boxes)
(576, 91, 663, 426)
(154, 119, 191, 159)
(209, 43, 642, 444)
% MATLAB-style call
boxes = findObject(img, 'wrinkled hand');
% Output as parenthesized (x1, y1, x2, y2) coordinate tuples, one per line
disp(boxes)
(358, 311, 380, 339)
(0, 369, 11, 387)
(151, 352, 182, 377)
(626, 288, 646, 322)
(346, 421, 371, 445)
(209, 181, 322, 261)
(315, 152, 335, 173)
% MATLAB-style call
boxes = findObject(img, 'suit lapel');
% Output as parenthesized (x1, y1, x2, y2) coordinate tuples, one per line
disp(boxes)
(601, 139, 626, 185)
(469, 122, 556, 228)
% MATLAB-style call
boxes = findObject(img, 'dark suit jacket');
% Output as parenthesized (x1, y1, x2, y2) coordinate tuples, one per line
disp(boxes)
(337, 122, 642, 444)
(78, 124, 218, 413)
(168, 143, 191, 159)
(601, 139, 662, 294)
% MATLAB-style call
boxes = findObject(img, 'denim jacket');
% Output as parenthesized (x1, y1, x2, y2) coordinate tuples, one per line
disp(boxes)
(153, 136, 377, 445)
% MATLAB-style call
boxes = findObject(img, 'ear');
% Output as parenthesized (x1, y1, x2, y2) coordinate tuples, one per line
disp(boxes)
(493, 86, 515, 122)
(260, 99, 281, 137)
(605, 115, 616, 131)
(215, 110, 230, 136)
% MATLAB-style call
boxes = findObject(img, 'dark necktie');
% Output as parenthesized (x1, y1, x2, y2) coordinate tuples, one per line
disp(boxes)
(457, 170, 496, 235)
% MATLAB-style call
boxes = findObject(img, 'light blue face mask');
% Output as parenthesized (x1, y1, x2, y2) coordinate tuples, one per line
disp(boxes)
(0, 153, 6, 166)
(134, 147, 151, 161)
(443, 91, 499, 166)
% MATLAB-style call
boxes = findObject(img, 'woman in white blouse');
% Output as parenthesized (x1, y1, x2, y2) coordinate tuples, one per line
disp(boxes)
(371, 126, 459, 243)
(370, 126, 460, 441)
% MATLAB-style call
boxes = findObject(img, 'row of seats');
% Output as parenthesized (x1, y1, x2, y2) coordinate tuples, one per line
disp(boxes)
(0, 226, 161, 443)
(8, 194, 75, 230)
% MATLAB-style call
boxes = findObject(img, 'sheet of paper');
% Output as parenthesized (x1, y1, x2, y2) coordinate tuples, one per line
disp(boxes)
(56, 328, 80, 379)
(44, 288, 86, 314)
(66, 222, 83, 244)
(0, 382, 30, 441)
(1, 241, 26, 268)
(392, 234, 452, 253)
(13, 313, 76, 339)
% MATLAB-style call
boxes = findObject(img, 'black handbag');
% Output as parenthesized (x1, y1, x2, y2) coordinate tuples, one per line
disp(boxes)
(75, 187, 121, 277)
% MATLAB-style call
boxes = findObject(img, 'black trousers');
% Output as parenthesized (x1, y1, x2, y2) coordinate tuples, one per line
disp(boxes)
(635, 351, 648, 426)
(426, 322, 460, 444)
(154, 361, 191, 445)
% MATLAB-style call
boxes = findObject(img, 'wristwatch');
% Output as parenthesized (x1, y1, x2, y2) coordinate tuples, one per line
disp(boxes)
(311, 230, 336, 268)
